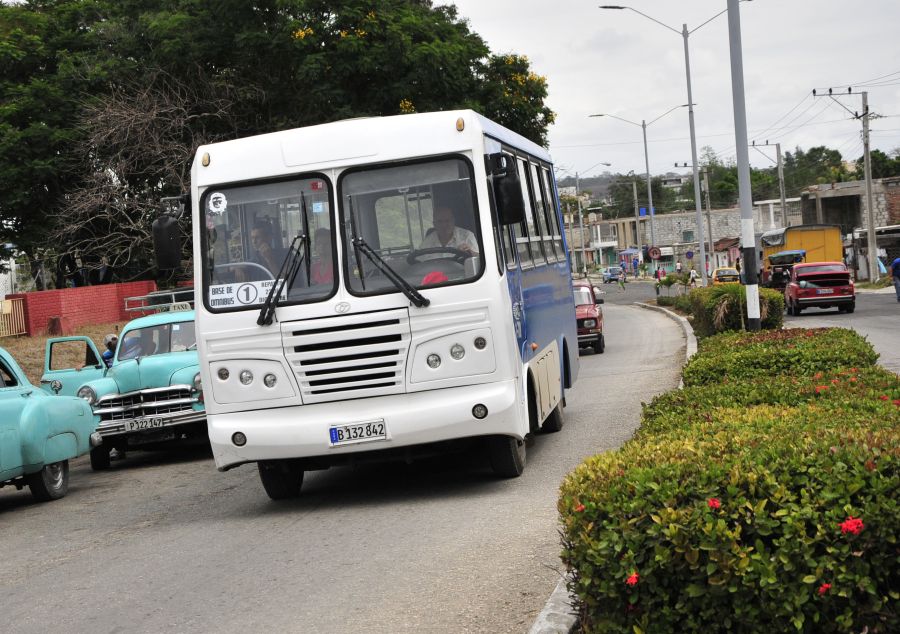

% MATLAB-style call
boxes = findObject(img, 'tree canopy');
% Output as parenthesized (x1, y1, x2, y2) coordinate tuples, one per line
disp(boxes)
(0, 0, 555, 280)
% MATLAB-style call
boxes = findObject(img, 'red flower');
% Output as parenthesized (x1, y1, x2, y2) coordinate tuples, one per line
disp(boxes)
(815, 385, 829, 394)
(839, 516, 864, 535)
(831, 378, 840, 384)
(813, 372, 824, 380)
(625, 571, 639, 586)
(850, 367, 858, 372)
(878, 395, 889, 401)
(707, 497, 721, 510)
(893, 399, 900, 407)
(818, 583, 831, 596)
(849, 377, 857, 383)
(574, 503, 585, 513)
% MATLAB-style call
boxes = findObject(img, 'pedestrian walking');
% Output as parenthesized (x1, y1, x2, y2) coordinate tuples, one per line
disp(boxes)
(890, 255, 900, 302)
(675, 260, 683, 274)
(689, 268, 699, 288)
(617, 269, 626, 291)
(632, 256, 639, 279)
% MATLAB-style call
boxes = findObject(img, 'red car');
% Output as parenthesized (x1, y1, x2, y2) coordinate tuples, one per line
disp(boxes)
(784, 262, 855, 315)
(573, 282, 605, 354)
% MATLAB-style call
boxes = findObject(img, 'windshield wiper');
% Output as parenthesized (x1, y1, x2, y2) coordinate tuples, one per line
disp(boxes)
(257, 194, 311, 326)
(346, 195, 429, 308)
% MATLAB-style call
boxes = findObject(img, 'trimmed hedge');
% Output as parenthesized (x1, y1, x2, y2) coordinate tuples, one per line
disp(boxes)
(682, 328, 879, 387)
(687, 284, 785, 337)
(559, 328, 899, 633)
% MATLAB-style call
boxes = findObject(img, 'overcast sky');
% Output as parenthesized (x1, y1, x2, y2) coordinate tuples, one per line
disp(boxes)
(438, 0, 900, 186)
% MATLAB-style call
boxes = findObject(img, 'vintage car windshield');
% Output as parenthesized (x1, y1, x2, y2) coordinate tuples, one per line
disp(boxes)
(117, 322, 196, 361)
(573, 288, 594, 306)
(717, 269, 739, 276)
(339, 157, 482, 296)
(202, 177, 335, 310)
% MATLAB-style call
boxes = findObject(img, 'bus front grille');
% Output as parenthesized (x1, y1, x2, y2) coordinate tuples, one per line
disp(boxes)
(282, 309, 411, 404)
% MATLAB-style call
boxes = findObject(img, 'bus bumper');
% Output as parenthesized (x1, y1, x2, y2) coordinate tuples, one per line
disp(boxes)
(208, 379, 522, 470)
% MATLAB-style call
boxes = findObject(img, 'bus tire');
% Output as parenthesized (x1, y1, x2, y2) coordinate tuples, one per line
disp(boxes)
(90, 446, 111, 471)
(541, 400, 565, 433)
(27, 460, 69, 502)
(258, 459, 304, 500)
(488, 436, 526, 478)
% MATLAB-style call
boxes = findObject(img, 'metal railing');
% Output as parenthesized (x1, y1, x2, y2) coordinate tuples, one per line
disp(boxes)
(0, 298, 26, 337)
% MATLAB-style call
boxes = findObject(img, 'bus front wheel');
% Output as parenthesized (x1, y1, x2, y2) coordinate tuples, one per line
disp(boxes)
(258, 459, 304, 500)
(487, 436, 526, 478)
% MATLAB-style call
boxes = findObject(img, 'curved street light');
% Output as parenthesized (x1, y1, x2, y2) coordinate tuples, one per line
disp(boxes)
(590, 104, 689, 247)
(598, 3, 752, 282)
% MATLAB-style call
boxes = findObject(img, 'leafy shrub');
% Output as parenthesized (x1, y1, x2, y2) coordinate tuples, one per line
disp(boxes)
(559, 403, 900, 633)
(674, 294, 693, 313)
(687, 285, 784, 337)
(657, 296, 676, 307)
(559, 327, 898, 633)
(682, 328, 878, 387)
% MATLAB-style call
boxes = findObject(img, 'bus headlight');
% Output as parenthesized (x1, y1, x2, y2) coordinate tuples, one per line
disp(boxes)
(77, 386, 96, 405)
(473, 336, 487, 350)
(426, 354, 442, 369)
(217, 368, 230, 381)
(263, 373, 277, 388)
(240, 370, 254, 385)
(450, 343, 465, 360)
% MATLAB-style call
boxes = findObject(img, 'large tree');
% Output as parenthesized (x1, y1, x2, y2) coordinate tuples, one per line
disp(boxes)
(1, 0, 555, 280)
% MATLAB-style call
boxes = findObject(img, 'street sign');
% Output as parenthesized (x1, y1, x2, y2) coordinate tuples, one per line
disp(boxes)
(685, 250, 694, 260)
(648, 246, 661, 260)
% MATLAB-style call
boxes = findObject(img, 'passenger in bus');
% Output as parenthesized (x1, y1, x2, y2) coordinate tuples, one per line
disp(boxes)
(421, 206, 478, 256)
(310, 227, 334, 285)
(251, 222, 286, 274)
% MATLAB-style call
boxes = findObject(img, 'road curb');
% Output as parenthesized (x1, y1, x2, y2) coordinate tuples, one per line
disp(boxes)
(635, 301, 698, 368)
(529, 301, 696, 634)
(528, 577, 577, 634)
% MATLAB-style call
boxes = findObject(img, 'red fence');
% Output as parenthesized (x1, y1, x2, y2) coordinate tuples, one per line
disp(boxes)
(7, 281, 158, 336)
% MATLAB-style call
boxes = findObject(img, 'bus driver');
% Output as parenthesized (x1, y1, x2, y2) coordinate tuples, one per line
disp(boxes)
(421, 206, 478, 256)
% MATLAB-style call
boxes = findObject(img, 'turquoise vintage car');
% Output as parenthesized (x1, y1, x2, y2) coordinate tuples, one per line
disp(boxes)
(40, 310, 205, 470)
(0, 347, 98, 501)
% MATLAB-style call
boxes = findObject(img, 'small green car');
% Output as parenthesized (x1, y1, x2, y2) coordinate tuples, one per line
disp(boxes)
(0, 347, 97, 501)
(40, 309, 205, 470)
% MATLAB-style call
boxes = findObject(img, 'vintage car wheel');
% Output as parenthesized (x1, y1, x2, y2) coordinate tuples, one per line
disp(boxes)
(593, 334, 605, 354)
(27, 460, 69, 502)
(487, 435, 526, 477)
(90, 446, 111, 471)
(258, 459, 304, 500)
(541, 401, 566, 434)
(844, 303, 855, 313)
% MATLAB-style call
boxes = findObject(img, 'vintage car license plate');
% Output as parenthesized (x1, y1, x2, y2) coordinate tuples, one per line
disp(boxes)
(816, 288, 834, 295)
(329, 419, 387, 446)
(125, 417, 166, 432)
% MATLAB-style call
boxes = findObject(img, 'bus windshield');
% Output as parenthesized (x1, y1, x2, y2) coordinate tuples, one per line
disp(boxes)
(202, 177, 335, 310)
(340, 157, 483, 296)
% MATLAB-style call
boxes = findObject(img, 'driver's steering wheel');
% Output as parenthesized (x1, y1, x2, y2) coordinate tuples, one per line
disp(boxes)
(406, 247, 470, 265)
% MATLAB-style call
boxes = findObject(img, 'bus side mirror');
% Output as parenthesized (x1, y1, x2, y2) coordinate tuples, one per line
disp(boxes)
(153, 215, 182, 270)
(488, 153, 525, 226)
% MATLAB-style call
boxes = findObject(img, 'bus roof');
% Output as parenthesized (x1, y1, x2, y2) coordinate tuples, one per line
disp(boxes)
(760, 224, 840, 247)
(193, 110, 551, 187)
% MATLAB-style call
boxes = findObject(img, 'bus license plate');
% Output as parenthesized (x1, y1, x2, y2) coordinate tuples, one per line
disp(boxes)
(816, 288, 834, 295)
(329, 420, 387, 446)
(125, 418, 166, 432)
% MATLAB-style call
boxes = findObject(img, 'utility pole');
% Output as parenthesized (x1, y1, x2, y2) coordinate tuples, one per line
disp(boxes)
(576, 172, 587, 277)
(862, 92, 879, 282)
(727, 0, 760, 330)
(632, 179, 640, 249)
(750, 141, 789, 228)
(703, 168, 714, 270)
(811, 87, 880, 281)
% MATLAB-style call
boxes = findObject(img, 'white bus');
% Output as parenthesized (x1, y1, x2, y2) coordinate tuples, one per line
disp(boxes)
(156, 110, 580, 499)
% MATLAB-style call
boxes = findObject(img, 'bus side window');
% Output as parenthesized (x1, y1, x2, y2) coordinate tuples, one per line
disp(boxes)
(530, 162, 555, 262)
(516, 158, 542, 265)
(541, 167, 565, 258)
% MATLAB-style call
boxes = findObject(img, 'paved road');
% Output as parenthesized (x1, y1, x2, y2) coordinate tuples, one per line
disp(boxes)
(783, 290, 900, 372)
(1, 305, 684, 634)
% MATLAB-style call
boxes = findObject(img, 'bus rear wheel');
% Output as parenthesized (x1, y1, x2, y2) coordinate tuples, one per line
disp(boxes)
(487, 436, 526, 478)
(258, 459, 304, 500)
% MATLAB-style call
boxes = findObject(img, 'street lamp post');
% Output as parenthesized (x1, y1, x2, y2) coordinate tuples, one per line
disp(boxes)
(590, 105, 687, 248)
(599, 3, 751, 285)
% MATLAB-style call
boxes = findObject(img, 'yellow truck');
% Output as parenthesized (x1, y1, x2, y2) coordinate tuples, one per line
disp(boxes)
(760, 224, 843, 288)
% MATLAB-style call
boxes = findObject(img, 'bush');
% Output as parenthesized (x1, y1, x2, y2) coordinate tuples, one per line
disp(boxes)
(559, 404, 900, 634)
(682, 328, 878, 387)
(674, 293, 693, 313)
(687, 285, 784, 337)
(558, 327, 899, 633)
(657, 296, 676, 307)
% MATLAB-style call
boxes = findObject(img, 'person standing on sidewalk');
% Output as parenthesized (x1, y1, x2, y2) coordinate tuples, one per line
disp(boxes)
(891, 255, 900, 302)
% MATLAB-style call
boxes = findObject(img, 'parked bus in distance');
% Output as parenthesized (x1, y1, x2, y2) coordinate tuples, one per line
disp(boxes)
(155, 111, 579, 500)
